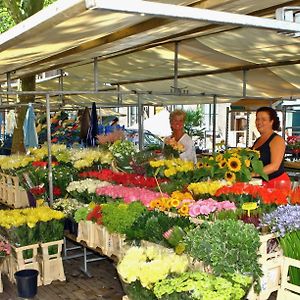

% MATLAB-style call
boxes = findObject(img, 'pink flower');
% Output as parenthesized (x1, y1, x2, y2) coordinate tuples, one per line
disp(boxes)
(219, 200, 236, 211)
(163, 228, 173, 239)
(189, 204, 202, 217)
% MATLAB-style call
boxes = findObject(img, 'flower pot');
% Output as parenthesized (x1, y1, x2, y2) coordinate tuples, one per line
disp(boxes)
(14, 269, 39, 298)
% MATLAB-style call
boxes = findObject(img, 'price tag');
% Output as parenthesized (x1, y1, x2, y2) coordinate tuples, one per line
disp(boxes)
(242, 202, 258, 217)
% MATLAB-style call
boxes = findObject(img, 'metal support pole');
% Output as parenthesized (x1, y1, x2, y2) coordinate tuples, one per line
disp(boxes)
(212, 95, 217, 153)
(174, 42, 179, 93)
(6, 72, 11, 103)
(282, 107, 286, 138)
(94, 57, 99, 92)
(246, 111, 250, 148)
(59, 69, 64, 105)
(225, 107, 229, 150)
(137, 94, 144, 151)
(46, 93, 54, 206)
(243, 70, 247, 98)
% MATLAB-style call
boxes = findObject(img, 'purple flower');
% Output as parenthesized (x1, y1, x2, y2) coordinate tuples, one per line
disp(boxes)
(262, 205, 300, 237)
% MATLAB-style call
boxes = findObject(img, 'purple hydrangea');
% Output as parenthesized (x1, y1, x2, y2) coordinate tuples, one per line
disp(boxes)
(262, 205, 300, 237)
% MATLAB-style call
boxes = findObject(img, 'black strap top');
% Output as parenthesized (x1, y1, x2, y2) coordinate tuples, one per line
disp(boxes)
(253, 133, 285, 180)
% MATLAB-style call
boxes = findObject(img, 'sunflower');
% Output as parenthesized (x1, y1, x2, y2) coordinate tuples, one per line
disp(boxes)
(218, 159, 227, 168)
(149, 199, 162, 209)
(227, 157, 242, 172)
(225, 171, 236, 183)
(197, 161, 204, 168)
(215, 154, 223, 162)
(170, 198, 180, 208)
(178, 204, 189, 216)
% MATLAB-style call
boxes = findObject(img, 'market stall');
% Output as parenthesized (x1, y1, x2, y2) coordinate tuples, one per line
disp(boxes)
(0, 1, 300, 299)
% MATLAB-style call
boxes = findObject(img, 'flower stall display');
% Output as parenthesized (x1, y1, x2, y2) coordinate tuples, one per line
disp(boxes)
(37, 112, 80, 147)
(52, 198, 87, 235)
(101, 201, 147, 234)
(0, 207, 64, 250)
(185, 219, 262, 292)
(287, 135, 300, 160)
(109, 140, 137, 171)
(117, 245, 189, 298)
(79, 169, 168, 189)
(125, 209, 194, 247)
(96, 185, 168, 207)
(69, 148, 113, 171)
(149, 148, 267, 184)
(66, 178, 112, 203)
(262, 205, 300, 285)
(118, 245, 252, 300)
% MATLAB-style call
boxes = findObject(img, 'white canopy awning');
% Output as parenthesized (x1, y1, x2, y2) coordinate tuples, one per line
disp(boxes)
(1, 0, 300, 106)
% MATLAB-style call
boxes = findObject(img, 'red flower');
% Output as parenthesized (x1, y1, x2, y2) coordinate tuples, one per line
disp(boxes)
(30, 186, 46, 196)
(53, 186, 62, 196)
(86, 205, 102, 225)
(32, 161, 47, 168)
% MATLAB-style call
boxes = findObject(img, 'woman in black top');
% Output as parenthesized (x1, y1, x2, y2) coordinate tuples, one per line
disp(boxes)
(252, 107, 290, 189)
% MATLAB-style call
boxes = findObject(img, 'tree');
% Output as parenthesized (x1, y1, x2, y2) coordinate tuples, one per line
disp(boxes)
(184, 105, 204, 137)
(0, 0, 56, 153)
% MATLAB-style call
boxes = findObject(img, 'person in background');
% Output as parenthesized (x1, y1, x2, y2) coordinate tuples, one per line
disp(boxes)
(252, 106, 291, 189)
(167, 109, 197, 164)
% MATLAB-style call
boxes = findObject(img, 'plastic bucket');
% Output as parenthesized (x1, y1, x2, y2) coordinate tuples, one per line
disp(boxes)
(14, 269, 39, 298)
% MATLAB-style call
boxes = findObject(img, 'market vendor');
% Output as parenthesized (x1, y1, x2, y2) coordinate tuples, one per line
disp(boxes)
(252, 106, 291, 189)
(166, 109, 197, 164)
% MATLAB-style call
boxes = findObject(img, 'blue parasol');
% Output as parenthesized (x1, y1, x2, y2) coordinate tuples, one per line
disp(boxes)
(86, 102, 99, 147)
(23, 103, 38, 150)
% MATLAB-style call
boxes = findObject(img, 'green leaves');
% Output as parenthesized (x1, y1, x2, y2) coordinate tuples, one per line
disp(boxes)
(184, 220, 262, 293)
(251, 160, 268, 181)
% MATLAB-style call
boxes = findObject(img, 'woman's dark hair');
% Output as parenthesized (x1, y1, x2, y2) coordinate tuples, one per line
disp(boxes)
(256, 107, 280, 131)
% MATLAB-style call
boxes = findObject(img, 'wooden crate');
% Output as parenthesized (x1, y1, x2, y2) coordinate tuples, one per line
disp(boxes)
(277, 257, 300, 300)
(40, 240, 65, 285)
(8, 243, 41, 286)
(247, 233, 283, 300)
(76, 220, 95, 247)
(93, 224, 109, 251)
(106, 232, 127, 260)
(0, 173, 28, 208)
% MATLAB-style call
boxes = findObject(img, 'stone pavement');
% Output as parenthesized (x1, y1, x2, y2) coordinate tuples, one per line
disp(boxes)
(1, 245, 125, 300)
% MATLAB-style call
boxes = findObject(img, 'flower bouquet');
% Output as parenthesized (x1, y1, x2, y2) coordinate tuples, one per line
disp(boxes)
(163, 137, 184, 159)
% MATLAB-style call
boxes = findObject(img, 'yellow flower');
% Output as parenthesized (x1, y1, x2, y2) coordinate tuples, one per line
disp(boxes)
(227, 157, 242, 172)
(215, 154, 223, 162)
(245, 159, 251, 168)
(225, 171, 236, 182)
(218, 159, 227, 168)
(197, 161, 204, 168)
(170, 198, 180, 208)
(178, 204, 189, 216)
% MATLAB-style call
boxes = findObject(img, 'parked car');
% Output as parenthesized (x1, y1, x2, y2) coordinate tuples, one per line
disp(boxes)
(125, 129, 163, 149)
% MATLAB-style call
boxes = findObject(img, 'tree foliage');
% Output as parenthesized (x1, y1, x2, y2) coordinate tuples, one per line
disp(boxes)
(184, 106, 204, 138)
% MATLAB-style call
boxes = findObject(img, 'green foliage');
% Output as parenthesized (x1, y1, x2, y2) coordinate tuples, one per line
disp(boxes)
(184, 106, 204, 138)
(123, 281, 157, 300)
(101, 201, 146, 234)
(153, 271, 252, 300)
(185, 220, 262, 292)
(125, 210, 194, 245)
(74, 207, 89, 223)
